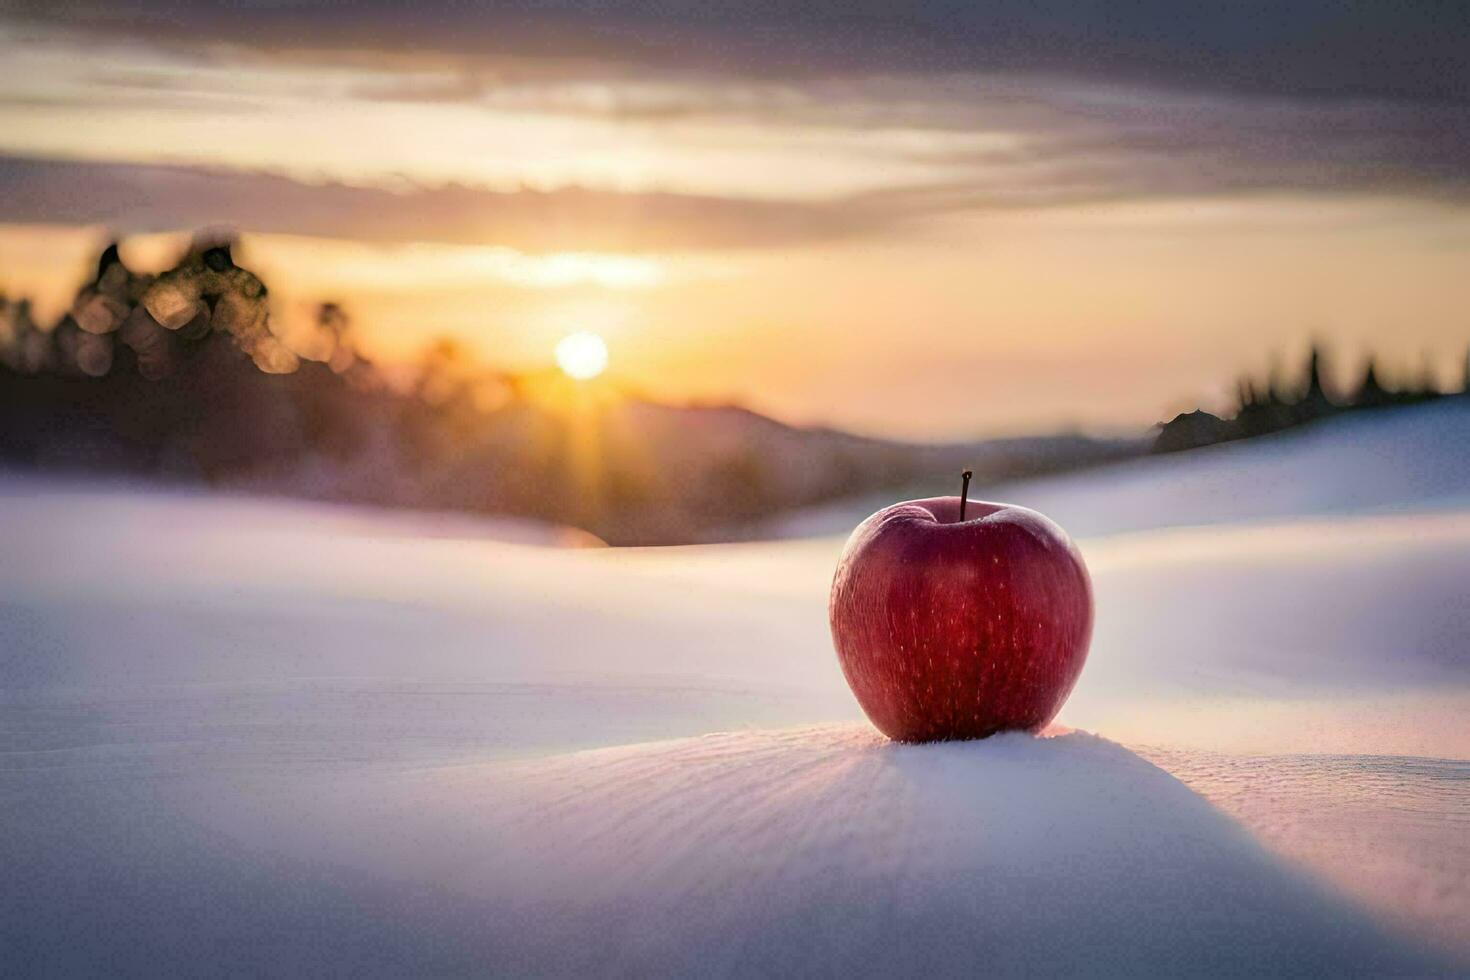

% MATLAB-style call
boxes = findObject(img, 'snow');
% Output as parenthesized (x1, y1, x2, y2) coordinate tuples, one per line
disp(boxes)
(10, 729, 1441, 977)
(770, 399, 1470, 540)
(1143, 747, 1470, 966)
(1072, 511, 1470, 759)
(2, 403, 1469, 975)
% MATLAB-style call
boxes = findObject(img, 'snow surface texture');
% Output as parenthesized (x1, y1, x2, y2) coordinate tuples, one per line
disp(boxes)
(2, 403, 1468, 976)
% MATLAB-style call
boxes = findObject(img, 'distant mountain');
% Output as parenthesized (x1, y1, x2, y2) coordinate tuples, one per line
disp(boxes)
(0, 330, 1140, 544)
(0, 237, 1143, 544)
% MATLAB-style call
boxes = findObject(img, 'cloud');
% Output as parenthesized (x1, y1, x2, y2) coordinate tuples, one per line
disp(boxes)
(8, 1, 1470, 106)
(0, 154, 894, 251)
(3, 65, 1469, 259)
(4, 2, 1469, 234)
(888, 82, 1470, 206)
(2, 32, 1468, 252)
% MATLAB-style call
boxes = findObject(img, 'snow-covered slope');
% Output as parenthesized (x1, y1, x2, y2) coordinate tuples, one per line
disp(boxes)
(769, 399, 1470, 540)
(6, 728, 1447, 977)
(6, 480, 1463, 760)
(2, 405, 1468, 976)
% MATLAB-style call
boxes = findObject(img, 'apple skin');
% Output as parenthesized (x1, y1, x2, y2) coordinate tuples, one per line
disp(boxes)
(829, 496, 1092, 743)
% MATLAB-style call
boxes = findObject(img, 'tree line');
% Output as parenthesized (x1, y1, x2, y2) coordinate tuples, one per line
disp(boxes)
(1155, 344, 1470, 453)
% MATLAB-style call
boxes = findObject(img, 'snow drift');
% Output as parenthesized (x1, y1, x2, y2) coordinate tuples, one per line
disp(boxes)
(5, 728, 1449, 976)
(2, 403, 1468, 974)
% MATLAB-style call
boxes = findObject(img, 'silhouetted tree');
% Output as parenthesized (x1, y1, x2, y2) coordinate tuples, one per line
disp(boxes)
(1354, 357, 1392, 409)
(1234, 377, 1253, 411)
(1157, 339, 1461, 454)
(1299, 343, 1333, 417)
(1266, 352, 1289, 406)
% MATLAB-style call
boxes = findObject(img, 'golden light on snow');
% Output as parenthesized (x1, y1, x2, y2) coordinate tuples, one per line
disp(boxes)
(555, 331, 609, 380)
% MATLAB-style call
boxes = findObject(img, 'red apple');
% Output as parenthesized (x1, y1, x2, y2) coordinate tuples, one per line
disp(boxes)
(829, 483, 1092, 742)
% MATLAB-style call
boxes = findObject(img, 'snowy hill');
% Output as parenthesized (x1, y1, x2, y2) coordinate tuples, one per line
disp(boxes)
(765, 398, 1470, 540)
(2, 400, 1468, 975)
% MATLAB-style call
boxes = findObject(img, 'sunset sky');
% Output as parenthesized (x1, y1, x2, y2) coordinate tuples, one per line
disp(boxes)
(2, 3, 1469, 438)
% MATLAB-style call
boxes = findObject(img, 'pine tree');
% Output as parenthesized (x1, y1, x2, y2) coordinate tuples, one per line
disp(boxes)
(1301, 343, 1333, 416)
(1355, 357, 1390, 410)
(1234, 377, 1254, 412)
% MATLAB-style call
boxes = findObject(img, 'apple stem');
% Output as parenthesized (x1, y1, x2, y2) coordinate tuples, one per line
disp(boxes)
(959, 469, 973, 521)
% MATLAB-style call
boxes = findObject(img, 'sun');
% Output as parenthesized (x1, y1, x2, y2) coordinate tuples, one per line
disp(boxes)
(555, 331, 609, 380)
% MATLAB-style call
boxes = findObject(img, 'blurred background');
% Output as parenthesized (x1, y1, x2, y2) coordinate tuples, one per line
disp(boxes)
(2, 3, 1468, 545)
